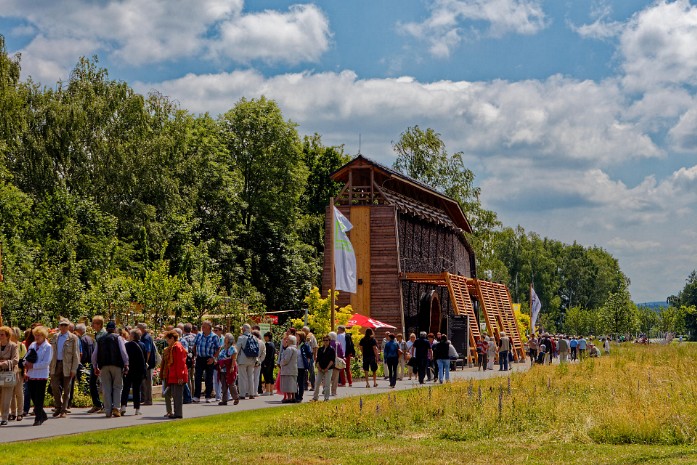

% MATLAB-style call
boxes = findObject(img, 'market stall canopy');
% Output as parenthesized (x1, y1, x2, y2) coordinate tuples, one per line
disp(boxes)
(347, 313, 397, 330)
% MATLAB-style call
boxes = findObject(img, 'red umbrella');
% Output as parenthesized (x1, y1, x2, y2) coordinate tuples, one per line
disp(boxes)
(346, 313, 396, 330)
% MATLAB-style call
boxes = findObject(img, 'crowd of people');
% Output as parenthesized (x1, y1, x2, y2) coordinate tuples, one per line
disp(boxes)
(0, 318, 464, 427)
(526, 334, 610, 365)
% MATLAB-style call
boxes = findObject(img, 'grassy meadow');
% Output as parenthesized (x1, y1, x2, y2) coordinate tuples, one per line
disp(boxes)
(6, 343, 697, 465)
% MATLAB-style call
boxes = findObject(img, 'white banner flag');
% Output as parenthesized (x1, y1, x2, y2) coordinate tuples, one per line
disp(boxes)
(531, 287, 542, 330)
(333, 206, 357, 293)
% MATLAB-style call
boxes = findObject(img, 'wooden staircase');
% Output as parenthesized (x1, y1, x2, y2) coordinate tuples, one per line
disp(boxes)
(493, 283, 525, 361)
(445, 274, 479, 364)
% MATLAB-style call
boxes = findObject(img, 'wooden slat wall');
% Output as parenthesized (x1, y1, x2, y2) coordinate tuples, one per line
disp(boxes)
(369, 205, 403, 335)
(350, 206, 371, 316)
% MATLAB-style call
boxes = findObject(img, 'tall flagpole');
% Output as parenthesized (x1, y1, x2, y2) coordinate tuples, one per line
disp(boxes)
(529, 282, 533, 337)
(0, 242, 4, 326)
(329, 197, 336, 332)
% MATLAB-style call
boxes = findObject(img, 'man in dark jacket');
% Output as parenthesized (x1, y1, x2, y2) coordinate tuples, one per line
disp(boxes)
(121, 328, 147, 415)
(92, 321, 129, 418)
(412, 332, 432, 384)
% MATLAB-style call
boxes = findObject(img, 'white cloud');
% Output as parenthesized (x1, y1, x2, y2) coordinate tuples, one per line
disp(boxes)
(620, 0, 697, 91)
(571, 0, 622, 39)
(607, 238, 661, 251)
(142, 71, 662, 168)
(2, 0, 331, 82)
(400, 0, 547, 58)
(209, 5, 331, 64)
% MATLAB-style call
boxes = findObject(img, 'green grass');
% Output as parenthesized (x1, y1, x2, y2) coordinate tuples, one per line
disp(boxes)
(6, 344, 697, 465)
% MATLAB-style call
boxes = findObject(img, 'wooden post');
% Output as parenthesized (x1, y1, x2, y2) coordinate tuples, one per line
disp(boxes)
(529, 282, 533, 336)
(329, 197, 336, 332)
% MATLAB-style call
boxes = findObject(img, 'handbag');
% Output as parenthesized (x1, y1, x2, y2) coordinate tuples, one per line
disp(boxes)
(334, 356, 347, 370)
(25, 347, 38, 364)
(0, 361, 17, 387)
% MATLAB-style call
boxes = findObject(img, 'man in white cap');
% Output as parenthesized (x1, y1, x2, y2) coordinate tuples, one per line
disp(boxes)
(49, 319, 80, 418)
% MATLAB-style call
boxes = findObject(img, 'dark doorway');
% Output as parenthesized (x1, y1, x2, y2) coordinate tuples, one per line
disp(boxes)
(419, 290, 442, 334)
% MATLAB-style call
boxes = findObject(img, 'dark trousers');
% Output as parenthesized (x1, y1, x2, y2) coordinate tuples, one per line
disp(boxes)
(121, 376, 142, 410)
(386, 358, 398, 387)
(89, 365, 103, 408)
(28, 379, 48, 423)
(23, 381, 31, 414)
(308, 363, 315, 388)
(165, 383, 183, 417)
(499, 350, 509, 371)
(417, 358, 428, 384)
(194, 356, 214, 399)
(297, 368, 307, 401)
(571, 347, 577, 360)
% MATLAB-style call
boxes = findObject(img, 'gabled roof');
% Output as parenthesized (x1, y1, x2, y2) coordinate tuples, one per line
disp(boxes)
(330, 155, 473, 233)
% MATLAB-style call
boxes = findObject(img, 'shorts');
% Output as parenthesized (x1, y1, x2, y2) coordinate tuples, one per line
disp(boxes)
(362, 359, 378, 373)
(262, 366, 275, 384)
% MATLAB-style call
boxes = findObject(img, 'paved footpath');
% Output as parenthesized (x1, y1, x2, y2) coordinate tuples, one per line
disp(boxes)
(0, 362, 530, 444)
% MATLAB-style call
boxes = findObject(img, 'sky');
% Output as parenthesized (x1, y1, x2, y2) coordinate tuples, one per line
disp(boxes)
(2, 0, 697, 303)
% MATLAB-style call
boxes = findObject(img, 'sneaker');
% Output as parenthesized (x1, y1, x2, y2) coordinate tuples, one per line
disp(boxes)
(87, 407, 101, 414)
(192, 397, 200, 403)
(111, 408, 121, 418)
(205, 398, 212, 403)
(58, 413, 67, 418)
(134, 409, 142, 415)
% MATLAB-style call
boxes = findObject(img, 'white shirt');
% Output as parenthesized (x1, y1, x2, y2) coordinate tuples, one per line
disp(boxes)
(56, 332, 69, 361)
(27, 341, 53, 379)
(337, 333, 347, 354)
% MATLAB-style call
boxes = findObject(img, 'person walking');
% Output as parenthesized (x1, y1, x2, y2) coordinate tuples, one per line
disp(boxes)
(412, 332, 432, 384)
(296, 332, 313, 402)
(433, 334, 452, 383)
(498, 332, 510, 371)
(9, 327, 25, 422)
(395, 334, 407, 381)
(302, 326, 318, 390)
(235, 324, 258, 400)
(480, 336, 489, 370)
(328, 331, 344, 395)
(162, 330, 188, 419)
(486, 335, 496, 370)
(136, 323, 156, 406)
(528, 335, 538, 367)
(49, 319, 80, 419)
(279, 335, 298, 403)
(192, 321, 221, 403)
(121, 329, 147, 416)
(261, 332, 276, 396)
(359, 328, 379, 388)
(577, 336, 588, 360)
(383, 333, 399, 388)
(336, 325, 355, 387)
(25, 326, 53, 426)
(558, 335, 570, 364)
(569, 336, 578, 361)
(86, 316, 106, 414)
(0, 326, 19, 426)
(312, 335, 334, 402)
(216, 333, 239, 406)
(91, 321, 129, 418)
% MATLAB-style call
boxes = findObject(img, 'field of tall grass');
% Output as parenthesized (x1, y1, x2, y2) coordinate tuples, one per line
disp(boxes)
(268, 343, 697, 446)
(5, 343, 697, 465)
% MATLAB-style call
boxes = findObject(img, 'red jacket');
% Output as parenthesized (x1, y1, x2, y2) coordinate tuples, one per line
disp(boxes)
(166, 342, 188, 385)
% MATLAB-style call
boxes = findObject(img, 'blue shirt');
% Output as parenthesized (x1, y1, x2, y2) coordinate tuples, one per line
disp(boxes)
(569, 339, 578, 348)
(383, 340, 399, 360)
(56, 332, 69, 361)
(194, 332, 221, 358)
(577, 338, 587, 350)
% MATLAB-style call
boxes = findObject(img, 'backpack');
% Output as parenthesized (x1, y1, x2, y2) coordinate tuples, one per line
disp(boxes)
(243, 334, 260, 358)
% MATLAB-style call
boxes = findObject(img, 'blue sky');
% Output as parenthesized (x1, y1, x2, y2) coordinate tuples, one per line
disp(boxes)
(2, 0, 697, 303)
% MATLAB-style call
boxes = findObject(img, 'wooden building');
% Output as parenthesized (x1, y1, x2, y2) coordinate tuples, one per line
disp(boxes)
(322, 155, 524, 362)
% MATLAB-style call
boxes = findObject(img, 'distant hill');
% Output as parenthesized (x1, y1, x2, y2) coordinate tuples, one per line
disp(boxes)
(637, 301, 667, 311)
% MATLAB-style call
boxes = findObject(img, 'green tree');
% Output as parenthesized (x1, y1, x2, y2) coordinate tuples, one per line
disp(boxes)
(598, 281, 638, 336)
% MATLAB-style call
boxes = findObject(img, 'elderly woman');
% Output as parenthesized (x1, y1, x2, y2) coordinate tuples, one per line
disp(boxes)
(329, 331, 345, 395)
(279, 335, 298, 403)
(486, 335, 497, 370)
(24, 326, 53, 426)
(121, 329, 147, 416)
(162, 330, 188, 419)
(217, 333, 239, 406)
(0, 326, 20, 426)
(9, 327, 25, 422)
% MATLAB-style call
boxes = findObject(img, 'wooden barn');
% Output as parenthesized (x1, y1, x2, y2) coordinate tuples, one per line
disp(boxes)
(322, 155, 524, 362)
